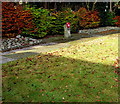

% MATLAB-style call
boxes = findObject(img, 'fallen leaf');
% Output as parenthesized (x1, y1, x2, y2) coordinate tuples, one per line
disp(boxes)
(76, 95, 80, 96)
(96, 100, 102, 101)
(114, 78, 119, 82)
(60, 78, 64, 80)
(113, 58, 120, 68)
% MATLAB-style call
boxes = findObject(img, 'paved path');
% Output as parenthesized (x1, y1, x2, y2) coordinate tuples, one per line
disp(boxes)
(1, 42, 71, 64)
(1, 30, 120, 64)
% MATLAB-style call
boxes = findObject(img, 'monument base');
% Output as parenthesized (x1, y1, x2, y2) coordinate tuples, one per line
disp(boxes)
(64, 25, 71, 38)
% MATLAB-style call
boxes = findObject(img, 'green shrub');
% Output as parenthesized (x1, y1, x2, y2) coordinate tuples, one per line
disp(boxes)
(23, 6, 53, 38)
(49, 8, 78, 35)
(100, 11, 116, 26)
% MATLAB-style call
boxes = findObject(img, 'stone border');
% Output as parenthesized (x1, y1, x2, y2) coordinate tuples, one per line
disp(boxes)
(1, 35, 42, 52)
(79, 26, 120, 34)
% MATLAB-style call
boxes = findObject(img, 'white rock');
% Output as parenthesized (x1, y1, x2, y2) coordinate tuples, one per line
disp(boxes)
(16, 35, 21, 38)
(25, 37, 29, 41)
(8, 46, 11, 49)
(38, 40, 40, 43)
(39, 40, 42, 43)
(34, 41, 36, 44)
(29, 42, 33, 45)
(29, 38, 36, 41)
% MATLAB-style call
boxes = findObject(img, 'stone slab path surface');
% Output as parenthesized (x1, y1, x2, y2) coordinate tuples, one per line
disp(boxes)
(1, 42, 70, 64)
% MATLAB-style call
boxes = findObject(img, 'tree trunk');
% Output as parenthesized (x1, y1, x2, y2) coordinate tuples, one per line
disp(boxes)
(109, 0, 112, 12)
(44, 2, 47, 9)
(54, 2, 57, 9)
(92, 0, 97, 11)
(86, 2, 90, 10)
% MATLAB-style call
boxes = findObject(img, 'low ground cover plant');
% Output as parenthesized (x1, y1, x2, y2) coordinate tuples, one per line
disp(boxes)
(2, 34, 118, 102)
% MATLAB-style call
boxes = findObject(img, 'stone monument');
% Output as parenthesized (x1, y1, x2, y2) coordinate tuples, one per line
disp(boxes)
(64, 22, 71, 38)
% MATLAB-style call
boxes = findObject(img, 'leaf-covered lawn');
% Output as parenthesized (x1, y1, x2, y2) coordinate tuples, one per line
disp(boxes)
(2, 34, 119, 102)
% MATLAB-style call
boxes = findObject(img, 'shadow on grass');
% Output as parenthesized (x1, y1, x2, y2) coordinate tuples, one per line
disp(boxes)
(3, 52, 39, 59)
(2, 51, 118, 102)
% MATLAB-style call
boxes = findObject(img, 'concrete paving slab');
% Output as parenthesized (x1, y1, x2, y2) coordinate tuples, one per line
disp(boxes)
(1, 42, 71, 64)
(1, 56, 16, 64)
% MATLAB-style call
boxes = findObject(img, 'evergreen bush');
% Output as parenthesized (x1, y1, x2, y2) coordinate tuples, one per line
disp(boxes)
(99, 11, 116, 26)
(49, 8, 78, 35)
(23, 6, 54, 38)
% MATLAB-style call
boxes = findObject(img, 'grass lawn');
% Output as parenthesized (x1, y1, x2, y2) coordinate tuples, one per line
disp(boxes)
(2, 33, 119, 102)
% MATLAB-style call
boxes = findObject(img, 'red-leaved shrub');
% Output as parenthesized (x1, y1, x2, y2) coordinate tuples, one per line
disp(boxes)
(2, 2, 35, 37)
(75, 7, 100, 29)
(113, 16, 120, 27)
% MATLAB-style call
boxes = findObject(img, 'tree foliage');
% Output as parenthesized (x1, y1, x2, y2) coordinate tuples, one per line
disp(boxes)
(75, 7, 100, 29)
(49, 8, 78, 35)
(2, 2, 35, 37)
(113, 16, 120, 27)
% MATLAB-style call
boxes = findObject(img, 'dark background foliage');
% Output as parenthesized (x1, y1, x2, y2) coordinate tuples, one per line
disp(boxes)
(2, 2, 120, 38)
